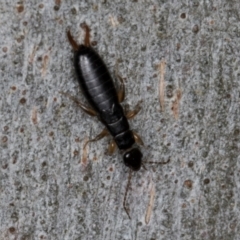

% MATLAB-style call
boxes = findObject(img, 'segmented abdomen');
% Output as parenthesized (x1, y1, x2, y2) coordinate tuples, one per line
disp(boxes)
(73, 45, 135, 149)
(74, 45, 118, 111)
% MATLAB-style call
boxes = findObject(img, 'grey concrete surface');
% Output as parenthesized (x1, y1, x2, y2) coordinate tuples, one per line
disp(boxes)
(0, 0, 240, 239)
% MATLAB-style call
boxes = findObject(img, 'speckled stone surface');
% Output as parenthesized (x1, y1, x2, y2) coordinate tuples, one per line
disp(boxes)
(0, 0, 240, 239)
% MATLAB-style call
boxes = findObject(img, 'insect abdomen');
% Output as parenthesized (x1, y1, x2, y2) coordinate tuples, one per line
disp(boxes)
(74, 45, 135, 149)
(74, 45, 118, 111)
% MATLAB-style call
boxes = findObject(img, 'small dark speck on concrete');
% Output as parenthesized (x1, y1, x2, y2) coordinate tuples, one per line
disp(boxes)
(42, 162, 47, 167)
(180, 13, 186, 19)
(137, 222, 142, 226)
(201, 150, 208, 158)
(176, 43, 181, 50)
(25, 169, 31, 175)
(2, 164, 8, 169)
(203, 178, 210, 185)
(83, 176, 89, 181)
(41, 174, 47, 181)
(49, 131, 54, 137)
(71, 8, 77, 15)
(54, 5, 60, 11)
(73, 150, 79, 156)
(19, 98, 26, 104)
(166, 85, 173, 98)
(37, 56, 42, 62)
(188, 161, 194, 167)
(117, 15, 125, 23)
(2, 136, 8, 143)
(17, 5, 24, 13)
(92, 5, 98, 11)
(3, 126, 9, 132)
(11, 211, 19, 222)
(16, 36, 24, 43)
(12, 157, 18, 164)
(192, 25, 199, 33)
(183, 180, 193, 189)
(182, 203, 187, 208)
(9, 227, 16, 234)
(233, 129, 239, 136)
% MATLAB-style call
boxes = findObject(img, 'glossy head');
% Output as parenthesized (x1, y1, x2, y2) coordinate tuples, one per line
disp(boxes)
(123, 148, 143, 171)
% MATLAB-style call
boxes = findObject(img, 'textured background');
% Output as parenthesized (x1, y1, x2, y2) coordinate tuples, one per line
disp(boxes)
(1, 0, 240, 239)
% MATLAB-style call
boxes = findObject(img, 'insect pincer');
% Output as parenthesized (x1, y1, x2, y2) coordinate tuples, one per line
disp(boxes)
(67, 30, 79, 51)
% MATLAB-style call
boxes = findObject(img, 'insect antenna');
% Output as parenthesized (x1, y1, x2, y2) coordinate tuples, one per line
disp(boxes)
(123, 169, 133, 219)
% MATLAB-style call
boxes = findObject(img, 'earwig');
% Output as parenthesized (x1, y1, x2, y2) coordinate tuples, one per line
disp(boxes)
(63, 24, 144, 218)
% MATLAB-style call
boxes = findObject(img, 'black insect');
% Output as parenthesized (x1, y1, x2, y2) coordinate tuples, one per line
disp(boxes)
(62, 24, 168, 218)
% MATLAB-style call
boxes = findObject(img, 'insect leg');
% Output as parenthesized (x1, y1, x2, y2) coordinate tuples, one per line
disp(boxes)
(84, 128, 109, 149)
(123, 170, 132, 219)
(59, 91, 97, 116)
(67, 30, 79, 51)
(133, 131, 144, 145)
(126, 104, 141, 119)
(107, 139, 117, 155)
(116, 75, 125, 103)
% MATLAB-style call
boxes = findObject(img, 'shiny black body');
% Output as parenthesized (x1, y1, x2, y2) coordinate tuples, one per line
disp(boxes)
(74, 45, 135, 150)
